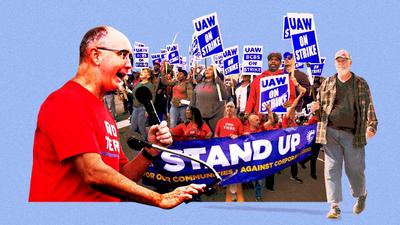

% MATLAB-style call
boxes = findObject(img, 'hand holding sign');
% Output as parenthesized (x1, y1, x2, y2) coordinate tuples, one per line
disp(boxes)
(310, 101, 320, 112)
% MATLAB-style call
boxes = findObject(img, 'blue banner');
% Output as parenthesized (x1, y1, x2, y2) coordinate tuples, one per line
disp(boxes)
(142, 124, 316, 188)
(242, 45, 263, 76)
(166, 44, 180, 65)
(190, 34, 202, 60)
(291, 30, 321, 64)
(310, 57, 326, 76)
(282, 16, 291, 40)
(134, 47, 149, 69)
(259, 74, 290, 114)
(197, 25, 224, 58)
(151, 53, 162, 65)
(223, 46, 240, 76)
(192, 12, 224, 58)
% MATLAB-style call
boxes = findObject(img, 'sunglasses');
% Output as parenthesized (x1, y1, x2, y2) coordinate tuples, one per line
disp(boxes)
(97, 47, 132, 60)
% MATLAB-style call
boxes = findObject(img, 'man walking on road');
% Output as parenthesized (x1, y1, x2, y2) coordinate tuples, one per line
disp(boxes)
(311, 49, 378, 219)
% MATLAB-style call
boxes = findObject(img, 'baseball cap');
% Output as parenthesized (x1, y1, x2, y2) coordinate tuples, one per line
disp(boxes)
(283, 52, 293, 60)
(267, 52, 282, 61)
(335, 49, 351, 60)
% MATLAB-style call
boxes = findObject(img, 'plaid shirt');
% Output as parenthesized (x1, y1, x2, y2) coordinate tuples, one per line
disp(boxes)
(316, 73, 378, 148)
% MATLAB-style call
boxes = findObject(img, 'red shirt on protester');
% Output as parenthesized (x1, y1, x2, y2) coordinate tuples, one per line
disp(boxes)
(172, 82, 189, 100)
(304, 115, 318, 125)
(171, 121, 212, 141)
(282, 114, 298, 128)
(29, 81, 128, 202)
(243, 125, 262, 135)
(245, 69, 296, 115)
(214, 117, 244, 137)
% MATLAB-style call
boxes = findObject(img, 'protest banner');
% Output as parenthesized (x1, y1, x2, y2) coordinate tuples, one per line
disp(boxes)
(223, 45, 240, 76)
(310, 57, 326, 76)
(143, 124, 316, 188)
(133, 46, 149, 69)
(160, 49, 167, 61)
(283, 13, 316, 39)
(151, 53, 162, 65)
(291, 30, 321, 63)
(259, 74, 290, 114)
(282, 16, 291, 40)
(213, 52, 224, 71)
(134, 41, 145, 47)
(287, 13, 321, 64)
(242, 45, 263, 75)
(166, 44, 180, 65)
(179, 56, 187, 70)
(190, 34, 202, 60)
(192, 12, 224, 58)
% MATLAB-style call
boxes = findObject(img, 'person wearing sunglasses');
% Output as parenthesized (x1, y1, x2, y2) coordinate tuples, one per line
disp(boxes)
(29, 26, 205, 207)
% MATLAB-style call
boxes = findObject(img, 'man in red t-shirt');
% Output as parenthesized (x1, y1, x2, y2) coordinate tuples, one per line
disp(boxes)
(245, 52, 297, 116)
(29, 26, 204, 207)
(214, 103, 244, 139)
(214, 101, 244, 202)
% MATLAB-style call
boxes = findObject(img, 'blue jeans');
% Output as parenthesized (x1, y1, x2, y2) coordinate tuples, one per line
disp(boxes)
(324, 127, 366, 204)
(130, 106, 147, 140)
(104, 94, 116, 118)
(169, 105, 187, 128)
(255, 180, 263, 198)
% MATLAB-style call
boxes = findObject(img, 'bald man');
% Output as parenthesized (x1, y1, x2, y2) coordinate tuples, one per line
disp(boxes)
(29, 26, 204, 207)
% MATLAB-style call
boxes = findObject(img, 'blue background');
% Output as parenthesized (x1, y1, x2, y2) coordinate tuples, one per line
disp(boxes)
(1, 0, 399, 224)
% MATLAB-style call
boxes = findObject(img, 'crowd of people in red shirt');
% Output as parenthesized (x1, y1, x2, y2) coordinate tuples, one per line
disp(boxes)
(113, 52, 325, 202)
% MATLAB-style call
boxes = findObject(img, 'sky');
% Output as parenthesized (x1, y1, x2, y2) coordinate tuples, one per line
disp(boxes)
(1, 0, 400, 224)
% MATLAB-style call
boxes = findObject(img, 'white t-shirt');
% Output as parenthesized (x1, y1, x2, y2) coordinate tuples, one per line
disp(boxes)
(235, 84, 249, 113)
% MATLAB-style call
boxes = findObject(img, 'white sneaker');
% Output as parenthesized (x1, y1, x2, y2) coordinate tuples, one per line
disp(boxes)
(353, 191, 367, 214)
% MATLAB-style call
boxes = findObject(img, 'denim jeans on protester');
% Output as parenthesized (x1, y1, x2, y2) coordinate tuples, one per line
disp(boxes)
(324, 127, 366, 204)
(104, 94, 116, 118)
(255, 180, 263, 199)
(130, 106, 147, 140)
(169, 105, 187, 128)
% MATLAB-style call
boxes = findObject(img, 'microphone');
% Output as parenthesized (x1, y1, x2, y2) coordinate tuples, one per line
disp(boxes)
(135, 86, 160, 126)
(126, 137, 230, 196)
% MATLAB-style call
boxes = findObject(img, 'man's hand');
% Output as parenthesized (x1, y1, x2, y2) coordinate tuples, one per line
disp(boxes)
(158, 184, 206, 209)
(366, 127, 376, 139)
(310, 101, 320, 112)
(283, 100, 292, 108)
(229, 134, 239, 139)
(147, 120, 173, 147)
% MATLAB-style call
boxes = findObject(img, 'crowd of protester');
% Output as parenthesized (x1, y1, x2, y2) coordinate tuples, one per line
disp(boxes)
(105, 52, 326, 202)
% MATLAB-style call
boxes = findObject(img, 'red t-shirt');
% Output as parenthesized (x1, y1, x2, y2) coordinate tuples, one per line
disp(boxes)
(305, 115, 318, 125)
(29, 81, 128, 202)
(214, 117, 244, 137)
(171, 121, 212, 141)
(245, 69, 296, 115)
(282, 115, 298, 128)
(243, 125, 262, 135)
(172, 82, 189, 100)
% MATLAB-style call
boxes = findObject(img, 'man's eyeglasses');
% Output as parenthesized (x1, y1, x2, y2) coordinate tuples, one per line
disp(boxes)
(97, 47, 132, 60)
